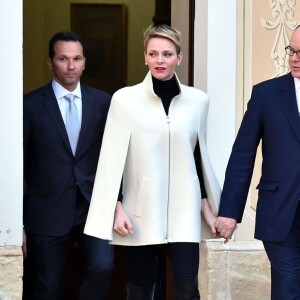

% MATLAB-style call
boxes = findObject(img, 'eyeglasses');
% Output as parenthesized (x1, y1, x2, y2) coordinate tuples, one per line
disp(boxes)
(285, 46, 300, 58)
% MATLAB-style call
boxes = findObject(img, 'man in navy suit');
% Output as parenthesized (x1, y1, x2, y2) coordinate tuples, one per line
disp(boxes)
(22, 31, 113, 300)
(215, 26, 300, 299)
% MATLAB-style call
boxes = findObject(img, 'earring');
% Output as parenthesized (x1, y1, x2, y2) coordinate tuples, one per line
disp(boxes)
(177, 62, 180, 66)
(145, 62, 148, 65)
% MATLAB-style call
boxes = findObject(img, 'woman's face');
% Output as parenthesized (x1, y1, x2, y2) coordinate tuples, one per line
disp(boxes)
(144, 37, 182, 81)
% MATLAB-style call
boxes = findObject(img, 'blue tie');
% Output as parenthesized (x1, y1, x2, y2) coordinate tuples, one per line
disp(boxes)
(65, 94, 80, 155)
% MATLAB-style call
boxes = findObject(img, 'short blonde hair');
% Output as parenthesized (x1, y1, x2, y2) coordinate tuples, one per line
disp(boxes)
(143, 24, 182, 54)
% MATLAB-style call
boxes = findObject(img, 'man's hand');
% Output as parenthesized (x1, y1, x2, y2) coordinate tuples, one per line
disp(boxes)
(22, 228, 27, 258)
(113, 201, 133, 237)
(214, 217, 237, 243)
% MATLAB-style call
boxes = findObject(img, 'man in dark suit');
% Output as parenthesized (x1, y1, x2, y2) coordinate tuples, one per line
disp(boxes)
(215, 26, 300, 299)
(22, 31, 113, 300)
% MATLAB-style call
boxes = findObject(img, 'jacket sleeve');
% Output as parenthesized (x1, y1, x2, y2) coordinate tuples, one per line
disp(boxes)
(218, 85, 262, 222)
(23, 96, 30, 180)
(84, 90, 131, 240)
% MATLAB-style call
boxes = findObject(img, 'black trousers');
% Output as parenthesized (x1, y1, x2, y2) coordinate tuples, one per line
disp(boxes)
(263, 203, 300, 300)
(125, 243, 199, 286)
(23, 188, 114, 300)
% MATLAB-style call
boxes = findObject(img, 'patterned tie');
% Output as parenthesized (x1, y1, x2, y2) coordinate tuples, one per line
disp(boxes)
(65, 94, 80, 155)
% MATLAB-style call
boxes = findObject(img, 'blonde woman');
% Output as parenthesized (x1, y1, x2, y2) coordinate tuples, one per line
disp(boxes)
(85, 25, 220, 300)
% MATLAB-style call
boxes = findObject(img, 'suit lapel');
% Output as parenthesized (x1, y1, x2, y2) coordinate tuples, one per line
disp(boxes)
(76, 85, 94, 156)
(278, 73, 300, 143)
(41, 83, 73, 154)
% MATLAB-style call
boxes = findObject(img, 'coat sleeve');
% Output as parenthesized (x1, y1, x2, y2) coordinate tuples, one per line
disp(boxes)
(23, 96, 31, 179)
(197, 94, 221, 239)
(84, 90, 131, 240)
(218, 85, 262, 222)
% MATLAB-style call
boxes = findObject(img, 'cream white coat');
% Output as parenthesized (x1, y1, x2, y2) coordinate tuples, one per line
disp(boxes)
(84, 72, 220, 245)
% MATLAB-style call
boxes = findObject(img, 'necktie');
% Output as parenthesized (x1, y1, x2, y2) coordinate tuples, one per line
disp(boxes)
(65, 94, 80, 155)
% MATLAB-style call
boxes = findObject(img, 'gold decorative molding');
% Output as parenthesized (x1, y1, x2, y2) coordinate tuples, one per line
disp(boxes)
(261, 0, 299, 77)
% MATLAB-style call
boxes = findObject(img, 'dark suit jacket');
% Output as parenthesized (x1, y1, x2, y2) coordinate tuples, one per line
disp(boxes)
(218, 73, 300, 242)
(23, 82, 111, 236)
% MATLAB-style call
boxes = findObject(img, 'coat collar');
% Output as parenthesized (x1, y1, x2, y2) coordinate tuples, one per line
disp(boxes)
(143, 71, 182, 100)
(278, 72, 300, 143)
(76, 85, 94, 157)
(41, 83, 72, 154)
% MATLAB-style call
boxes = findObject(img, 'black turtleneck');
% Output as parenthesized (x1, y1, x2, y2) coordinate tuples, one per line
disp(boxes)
(152, 75, 179, 115)
(152, 75, 207, 199)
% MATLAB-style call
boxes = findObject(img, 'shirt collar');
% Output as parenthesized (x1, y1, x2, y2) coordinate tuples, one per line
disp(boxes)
(294, 77, 300, 91)
(52, 79, 82, 100)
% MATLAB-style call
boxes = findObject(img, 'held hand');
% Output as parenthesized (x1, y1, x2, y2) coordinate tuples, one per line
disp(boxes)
(214, 216, 237, 243)
(113, 201, 133, 237)
(201, 198, 217, 238)
(22, 228, 27, 259)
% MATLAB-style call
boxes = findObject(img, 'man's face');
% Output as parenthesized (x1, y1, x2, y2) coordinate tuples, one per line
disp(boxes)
(288, 28, 300, 79)
(47, 41, 86, 91)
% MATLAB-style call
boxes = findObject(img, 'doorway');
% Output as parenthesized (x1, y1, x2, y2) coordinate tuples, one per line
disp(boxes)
(23, 0, 195, 298)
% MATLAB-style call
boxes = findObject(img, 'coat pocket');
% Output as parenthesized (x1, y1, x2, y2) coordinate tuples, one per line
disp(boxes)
(256, 181, 278, 191)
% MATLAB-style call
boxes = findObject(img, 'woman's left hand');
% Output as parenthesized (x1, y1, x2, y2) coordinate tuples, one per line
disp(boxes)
(113, 201, 133, 237)
(201, 198, 217, 238)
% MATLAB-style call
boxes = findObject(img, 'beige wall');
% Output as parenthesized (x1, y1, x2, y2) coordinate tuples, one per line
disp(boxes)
(252, 0, 299, 85)
(252, 1, 279, 84)
(23, 0, 155, 94)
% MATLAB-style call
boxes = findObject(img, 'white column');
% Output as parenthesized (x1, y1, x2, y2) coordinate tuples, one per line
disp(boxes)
(194, 0, 238, 186)
(0, 0, 23, 246)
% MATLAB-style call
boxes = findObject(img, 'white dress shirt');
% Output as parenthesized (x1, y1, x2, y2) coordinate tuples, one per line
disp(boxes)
(294, 77, 300, 115)
(52, 80, 82, 125)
